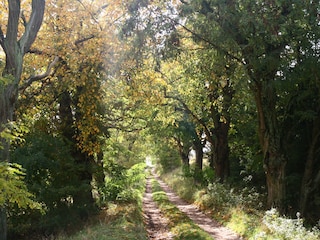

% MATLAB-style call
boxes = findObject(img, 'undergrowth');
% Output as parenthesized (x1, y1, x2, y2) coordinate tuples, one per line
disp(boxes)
(57, 203, 147, 240)
(151, 179, 213, 240)
(161, 167, 320, 240)
(55, 163, 149, 240)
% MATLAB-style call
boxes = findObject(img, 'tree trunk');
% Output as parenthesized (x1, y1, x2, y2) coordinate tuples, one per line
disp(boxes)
(58, 90, 74, 139)
(254, 82, 287, 210)
(0, 85, 18, 240)
(0, 209, 6, 240)
(175, 138, 190, 167)
(194, 139, 204, 171)
(0, 84, 16, 240)
(93, 150, 105, 193)
(0, 2, 45, 238)
(213, 122, 230, 182)
(73, 152, 95, 219)
(210, 82, 233, 183)
(58, 89, 95, 216)
(0, 84, 16, 159)
(264, 150, 286, 209)
(299, 118, 320, 216)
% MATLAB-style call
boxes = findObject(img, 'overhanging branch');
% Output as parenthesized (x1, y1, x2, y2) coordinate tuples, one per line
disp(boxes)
(167, 16, 244, 64)
(19, 56, 60, 92)
(164, 93, 213, 140)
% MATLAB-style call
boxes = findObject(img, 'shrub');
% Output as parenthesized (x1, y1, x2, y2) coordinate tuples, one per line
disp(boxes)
(100, 162, 146, 204)
(9, 132, 87, 236)
(162, 169, 198, 202)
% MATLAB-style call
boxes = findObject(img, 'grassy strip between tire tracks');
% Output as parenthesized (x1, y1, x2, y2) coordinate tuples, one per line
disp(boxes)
(151, 178, 214, 240)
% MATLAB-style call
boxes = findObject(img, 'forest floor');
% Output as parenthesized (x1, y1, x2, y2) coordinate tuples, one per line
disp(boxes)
(142, 174, 242, 240)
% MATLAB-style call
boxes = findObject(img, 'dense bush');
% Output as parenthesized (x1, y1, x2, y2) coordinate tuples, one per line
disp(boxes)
(9, 132, 88, 237)
(99, 162, 146, 204)
(194, 181, 265, 212)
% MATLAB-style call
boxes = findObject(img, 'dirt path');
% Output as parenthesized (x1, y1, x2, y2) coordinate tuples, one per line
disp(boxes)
(143, 175, 242, 240)
(143, 177, 174, 240)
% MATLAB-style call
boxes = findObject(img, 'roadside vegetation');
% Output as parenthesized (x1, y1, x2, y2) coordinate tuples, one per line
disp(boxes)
(9, 162, 148, 240)
(57, 203, 147, 240)
(59, 163, 148, 240)
(160, 166, 320, 240)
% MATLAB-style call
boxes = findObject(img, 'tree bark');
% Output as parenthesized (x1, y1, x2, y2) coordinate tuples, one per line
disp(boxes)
(213, 122, 230, 183)
(0, 1, 45, 239)
(299, 118, 320, 216)
(193, 138, 204, 173)
(254, 81, 287, 210)
(174, 137, 190, 167)
(209, 81, 233, 182)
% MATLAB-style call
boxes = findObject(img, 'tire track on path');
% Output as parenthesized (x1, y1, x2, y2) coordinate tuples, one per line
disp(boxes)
(143, 177, 174, 240)
(154, 175, 242, 240)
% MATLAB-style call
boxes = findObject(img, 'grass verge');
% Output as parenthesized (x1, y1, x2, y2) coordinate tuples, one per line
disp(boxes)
(57, 202, 147, 240)
(57, 163, 149, 240)
(151, 178, 213, 240)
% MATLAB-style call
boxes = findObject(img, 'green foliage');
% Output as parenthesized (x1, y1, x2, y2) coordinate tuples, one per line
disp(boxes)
(0, 75, 14, 87)
(162, 167, 267, 237)
(194, 180, 265, 215)
(153, 141, 181, 173)
(182, 165, 216, 186)
(100, 162, 146, 204)
(194, 182, 239, 211)
(226, 208, 261, 237)
(9, 131, 89, 236)
(0, 162, 38, 209)
(162, 168, 198, 202)
(0, 121, 29, 147)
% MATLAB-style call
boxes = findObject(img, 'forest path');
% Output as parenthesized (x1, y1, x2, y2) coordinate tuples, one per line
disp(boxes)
(143, 174, 242, 240)
(143, 176, 174, 239)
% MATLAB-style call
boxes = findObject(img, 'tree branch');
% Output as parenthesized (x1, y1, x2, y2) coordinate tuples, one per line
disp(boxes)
(19, 0, 45, 53)
(0, 27, 4, 49)
(6, 0, 20, 46)
(20, 10, 27, 27)
(164, 93, 213, 140)
(19, 56, 60, 92)
(75, 34, 95, 46)
(167, 16, 244, 64)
